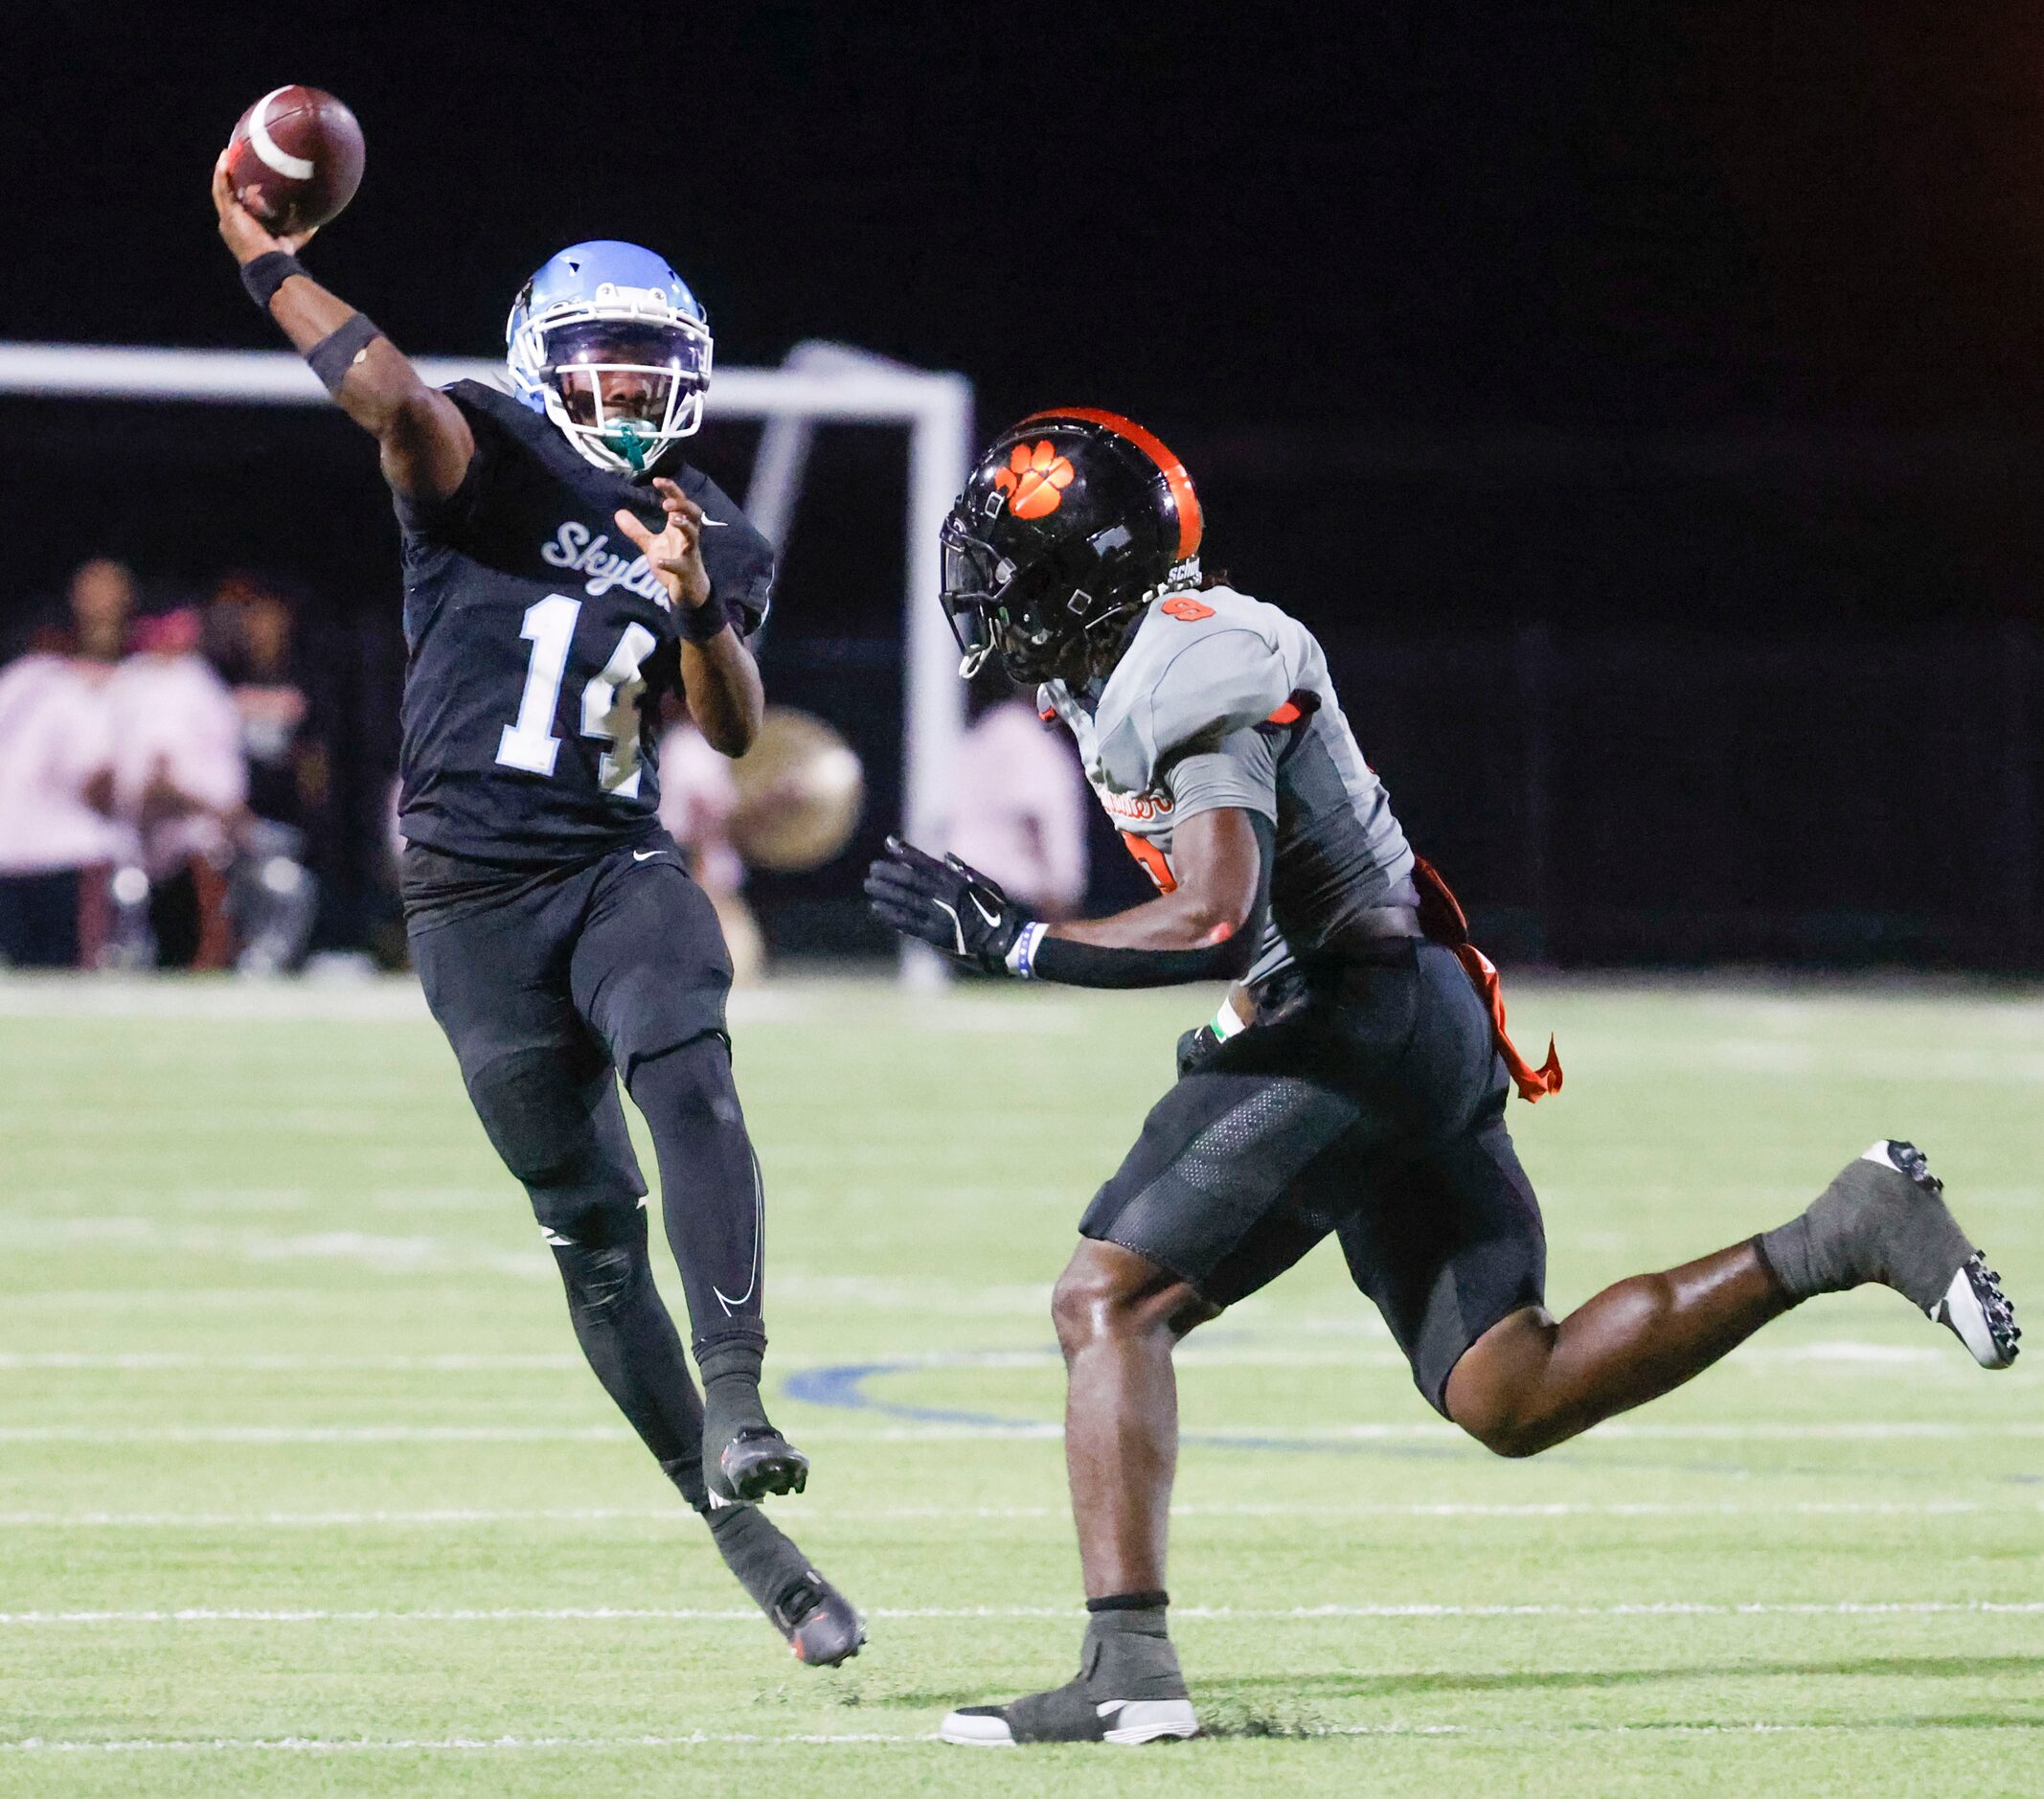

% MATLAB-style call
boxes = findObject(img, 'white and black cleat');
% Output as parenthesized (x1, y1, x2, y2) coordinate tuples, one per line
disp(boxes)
(941, 1696, 1199, 1747)
(1862, 1142, 2018, 1370)
(1930, 1251, 2019, 1371)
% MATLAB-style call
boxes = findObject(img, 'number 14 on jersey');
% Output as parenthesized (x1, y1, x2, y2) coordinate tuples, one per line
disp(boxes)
(496, 595, 656, 796)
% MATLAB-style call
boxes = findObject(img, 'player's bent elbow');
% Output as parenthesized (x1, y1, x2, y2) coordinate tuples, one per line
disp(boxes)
(375, 384, 471, 493)
(1208, 922, 1256, 979)
(697, 708, 760, 760)
(379, 384, 452, 451)
(729, 706, 763, 758)
(1174, 897, 1256, 974)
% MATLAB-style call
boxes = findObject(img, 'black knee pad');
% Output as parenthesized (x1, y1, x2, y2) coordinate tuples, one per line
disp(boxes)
(465, 1048, 647, 1227)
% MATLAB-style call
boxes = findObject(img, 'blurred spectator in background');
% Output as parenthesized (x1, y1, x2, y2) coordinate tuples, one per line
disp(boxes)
(29, 556, 137, 662)
(205, 576, 326, 973)
(0, 560, 132, 965)
(104, 608, 248, 968)
(206, 574, 329, 838)
(940, 667, 1088, 920)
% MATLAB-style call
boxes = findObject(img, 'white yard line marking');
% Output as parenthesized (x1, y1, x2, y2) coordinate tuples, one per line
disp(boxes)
(0, 1427, 633, 1444)
(0, 1499, 2022, 1529)
(0, 1337, 1982, 1379)
(0, 1353, 586, 1371)
(4, 1720, 2042, 1753)
(0, 1733, 917, 1753)
(0, 972, 1078, 1030)
(4, 1420, 2040, 1444)
(3, 1601, 2039, 1626)
(4, 1219, 550, 1279)
(0, 1347, 1406, 1373)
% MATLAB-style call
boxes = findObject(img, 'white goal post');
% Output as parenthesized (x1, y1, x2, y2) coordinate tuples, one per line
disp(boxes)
(0, 339, 974, 983)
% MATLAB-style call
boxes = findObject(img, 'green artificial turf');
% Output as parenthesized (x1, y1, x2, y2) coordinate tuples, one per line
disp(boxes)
(0, 971, 2039, 1797)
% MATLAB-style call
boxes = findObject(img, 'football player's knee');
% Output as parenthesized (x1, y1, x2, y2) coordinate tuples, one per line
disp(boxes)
(1455, 1400, 1548, 1460)
(1444, 1341, 1553, 1459)
(627, 1033, 744, 1134)
(467, 1051, 635, 1206)
(1052, 1250, 1169, 1356)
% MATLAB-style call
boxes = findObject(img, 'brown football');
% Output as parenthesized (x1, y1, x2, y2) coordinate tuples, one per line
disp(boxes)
(224, 86, 364, 237)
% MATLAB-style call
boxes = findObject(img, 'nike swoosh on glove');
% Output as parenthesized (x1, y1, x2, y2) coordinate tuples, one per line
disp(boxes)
(863, 835, 1029, 973)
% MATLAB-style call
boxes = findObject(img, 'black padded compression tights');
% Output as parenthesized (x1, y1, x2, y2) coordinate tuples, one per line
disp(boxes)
(624, 1032, 767, 1356)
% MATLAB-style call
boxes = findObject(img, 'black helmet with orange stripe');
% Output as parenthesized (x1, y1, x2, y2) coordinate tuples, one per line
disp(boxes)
(940, 408, 1203, 685)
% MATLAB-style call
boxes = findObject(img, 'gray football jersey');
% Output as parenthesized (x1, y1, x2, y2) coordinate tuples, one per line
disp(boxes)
(1040, 584, 1418, 990)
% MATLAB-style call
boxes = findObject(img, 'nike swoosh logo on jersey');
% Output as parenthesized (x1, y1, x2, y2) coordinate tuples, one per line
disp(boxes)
(632, 850, 666, 862)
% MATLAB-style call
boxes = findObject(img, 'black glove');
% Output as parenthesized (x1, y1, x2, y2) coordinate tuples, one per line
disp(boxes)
(863, 835, 1033, 973)
(1176, 1022, 1222, 1079)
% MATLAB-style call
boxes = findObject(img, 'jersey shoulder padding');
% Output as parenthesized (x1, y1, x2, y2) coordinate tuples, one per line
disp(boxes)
(1089, 585, 1321, 794)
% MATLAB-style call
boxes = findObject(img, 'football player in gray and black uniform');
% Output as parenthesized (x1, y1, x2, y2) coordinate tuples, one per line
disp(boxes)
(867, 408, 2019, 1746)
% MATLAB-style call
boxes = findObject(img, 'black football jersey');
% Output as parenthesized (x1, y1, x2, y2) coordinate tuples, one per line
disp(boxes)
(394, 381, 774, 863)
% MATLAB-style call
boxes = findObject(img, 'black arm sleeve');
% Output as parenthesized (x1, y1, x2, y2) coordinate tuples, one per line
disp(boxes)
(1031, 813, 1276, 990)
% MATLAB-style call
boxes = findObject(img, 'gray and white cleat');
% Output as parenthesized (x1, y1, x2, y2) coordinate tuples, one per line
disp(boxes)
(940, 1693, 1199, 1747)
(1857, 1142, 2016, 1369)
(1929, 1249, 2020, 1371)
(1764, 1140, 2018, 1368)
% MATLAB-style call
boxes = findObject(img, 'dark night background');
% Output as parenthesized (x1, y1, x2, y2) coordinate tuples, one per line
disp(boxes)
(4, 2, 2042, 965)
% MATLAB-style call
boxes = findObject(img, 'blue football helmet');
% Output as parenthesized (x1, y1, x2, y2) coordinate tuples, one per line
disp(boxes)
(506, 240, 714, 474)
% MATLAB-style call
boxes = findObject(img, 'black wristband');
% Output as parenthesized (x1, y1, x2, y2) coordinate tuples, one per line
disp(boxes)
(678, 589, 734, 644)
(306, 313, 383, 398)
(239, 251, 306, 310)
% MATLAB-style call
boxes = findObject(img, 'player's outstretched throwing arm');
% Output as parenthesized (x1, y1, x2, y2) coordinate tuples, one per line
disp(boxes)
(212, 156, 761, 758)
(211, 154, 473, 502)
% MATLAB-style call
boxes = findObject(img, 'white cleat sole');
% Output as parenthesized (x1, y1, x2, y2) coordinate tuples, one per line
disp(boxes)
(938, 1712, 1019, 1748)
(1102, 1699, 1201, 1743)
(1930, 1255, 2019, 1370)
(939, 1698, 1200, 1747)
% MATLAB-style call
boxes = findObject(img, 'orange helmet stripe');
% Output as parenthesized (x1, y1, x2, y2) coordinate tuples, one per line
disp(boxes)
(1018, 407, 1202, 562)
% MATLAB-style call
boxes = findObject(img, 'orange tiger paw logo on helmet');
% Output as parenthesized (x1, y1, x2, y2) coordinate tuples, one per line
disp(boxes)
(993, 441, 1077, 519)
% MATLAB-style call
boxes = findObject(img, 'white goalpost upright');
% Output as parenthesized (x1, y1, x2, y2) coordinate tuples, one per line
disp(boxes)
(0, 339, 975, 984)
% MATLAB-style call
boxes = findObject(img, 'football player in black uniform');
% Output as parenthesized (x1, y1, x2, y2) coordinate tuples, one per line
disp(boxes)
(868, 410, 2018, 1743)
(212, 161, 861, 1665)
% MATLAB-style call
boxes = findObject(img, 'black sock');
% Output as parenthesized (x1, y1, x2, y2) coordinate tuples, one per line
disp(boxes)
(545, 1203, 706, 1504)
(697, 1332, 772, 1452)
(705, 1503, 809, 1617)
(625, 1035, 767, 1346)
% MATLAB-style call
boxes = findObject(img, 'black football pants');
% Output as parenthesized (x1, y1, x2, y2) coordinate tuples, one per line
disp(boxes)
(402, 836, 768, 1500)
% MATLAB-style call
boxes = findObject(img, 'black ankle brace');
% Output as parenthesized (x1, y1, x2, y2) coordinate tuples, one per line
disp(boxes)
(1086, 1589, 1170, 1613)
